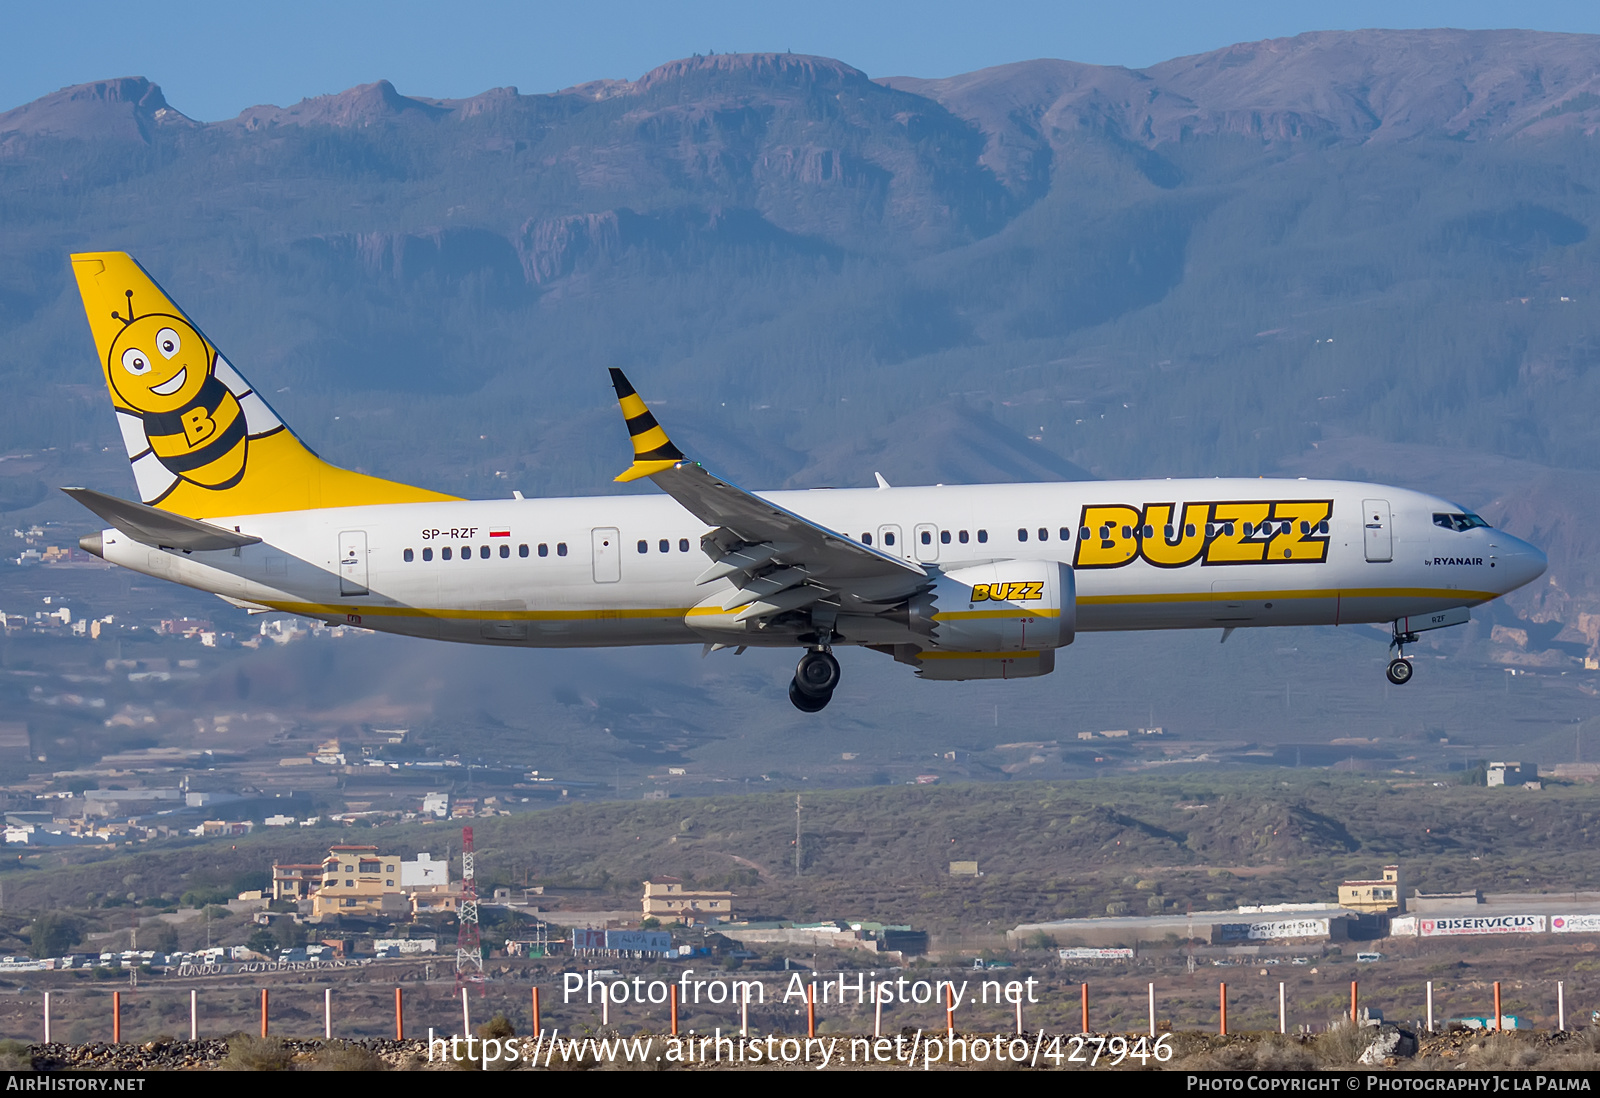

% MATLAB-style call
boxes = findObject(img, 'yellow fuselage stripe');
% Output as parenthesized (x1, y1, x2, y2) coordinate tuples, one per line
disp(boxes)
(262, 586, 1488, 622)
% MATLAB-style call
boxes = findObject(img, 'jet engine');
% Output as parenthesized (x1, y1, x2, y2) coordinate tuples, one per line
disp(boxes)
(910, 559, 1075, 653)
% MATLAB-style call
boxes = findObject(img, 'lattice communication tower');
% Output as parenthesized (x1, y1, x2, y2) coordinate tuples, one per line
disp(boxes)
(455, 825, 485, 994)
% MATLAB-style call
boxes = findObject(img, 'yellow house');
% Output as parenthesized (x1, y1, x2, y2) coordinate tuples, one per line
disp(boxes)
(272, 862, 325, 902)
(1338, 865, 1403, 914)
(310, 845, 407, 917)
(642, 877, 734, 921)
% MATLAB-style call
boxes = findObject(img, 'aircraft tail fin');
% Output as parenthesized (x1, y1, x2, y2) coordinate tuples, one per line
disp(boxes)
(70, 252, 458, 518)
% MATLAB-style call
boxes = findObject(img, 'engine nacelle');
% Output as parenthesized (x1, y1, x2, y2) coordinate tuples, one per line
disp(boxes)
(910, 559, 1076, 652)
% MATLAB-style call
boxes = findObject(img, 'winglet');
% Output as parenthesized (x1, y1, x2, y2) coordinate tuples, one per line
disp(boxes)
(610, 368, 685, 482)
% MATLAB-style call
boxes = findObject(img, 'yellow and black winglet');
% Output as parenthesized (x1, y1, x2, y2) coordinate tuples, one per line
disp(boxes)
(610, 368, 686, 482)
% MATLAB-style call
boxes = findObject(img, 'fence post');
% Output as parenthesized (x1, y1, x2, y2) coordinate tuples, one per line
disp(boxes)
(1559, 981, 1566, 1032)
(260, 988, 269, 1038)
(945, 984, 955, 1038)
(324, 987, 332, 1040)
(807, 984, 815, 1039)
(743, 984, 751, 1039)
(113, 990, 121, 1044)
(42, 991, 49, 1044)
(671, 985, 679, 1037)
(461, 987, 470, 1037)
(1351, 980, 1358, 1025)
(1148, 982, 1156, 1038)
(1219, 982, 1228, 1036)
(1426, 981, 1433, 1033)
(1016, 995, 1024, 1037)
(532, 987, 541, 1036)
(190, 989, 197, 1041)
(394, 987, 404, 1041)
(1279, 982, 1286, 1034)
(1080, 982, 1089, 1034)
(1494, 982, 1501, 1032)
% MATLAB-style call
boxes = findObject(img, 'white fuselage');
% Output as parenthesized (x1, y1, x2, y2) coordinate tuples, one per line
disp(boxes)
(95, 478, 1546, 651)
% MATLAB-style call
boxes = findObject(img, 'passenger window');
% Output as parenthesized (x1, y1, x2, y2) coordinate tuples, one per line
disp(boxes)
(940, 530, 951, 544)
(1299, 521, 1310, 534)
(862, 533, 872, 546)
(442, 547, 452, 561)
(679, 538, 690, 552)
(659, 539, 669, 553)
(480, 546, 490, 559)
(1060, 527, 1072, 541)
(1017, 528, 1029, 542)
(1223, 522, 1235, 536)
(557, 543, 568, 556)
(885, 532, 896, 547)
(977, 530, 988, 544)
(422, 547, 433, 562)
(920, 530, 932, 545)
(959, 530, 969, 544)
(519, 544, 529, 558)
(538, 543, 548, 557)
(403, 548, 414, 562)
(1205, 524, 1215, 537)
(637, 540, 648, 554)
(1318, 521, 1329, 534)
(1038, 528, 1048, 541)
(1185, 524, 1196, 537)
(1243, 522, 1254, 537)
(1280, 521, 1292, 535)
(464, 547, 473, 563)
(499, 544, 510, 558)
(1143, 525, 1154, 539)
(1080, 527, 1091, 540)
(1121, 526, 1133, 539)
(1164, 525, 1175, 539)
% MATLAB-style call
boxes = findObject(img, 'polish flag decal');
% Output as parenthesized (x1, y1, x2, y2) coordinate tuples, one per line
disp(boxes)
(490, 530, 510, 538)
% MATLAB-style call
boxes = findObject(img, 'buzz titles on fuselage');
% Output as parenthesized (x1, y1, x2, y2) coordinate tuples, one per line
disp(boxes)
(1073, 499, 1334, 569)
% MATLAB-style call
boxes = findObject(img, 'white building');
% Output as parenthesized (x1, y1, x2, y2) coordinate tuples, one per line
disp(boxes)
(401, 852, 451, 889)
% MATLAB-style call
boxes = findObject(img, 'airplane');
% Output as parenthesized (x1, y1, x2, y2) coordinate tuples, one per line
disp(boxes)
(63, 252, 1548, 712)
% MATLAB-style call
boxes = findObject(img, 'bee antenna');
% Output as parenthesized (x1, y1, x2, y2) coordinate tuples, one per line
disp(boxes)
(111, 290, 136, 327)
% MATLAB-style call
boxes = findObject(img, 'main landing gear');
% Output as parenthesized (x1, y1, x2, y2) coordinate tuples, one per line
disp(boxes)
(1387, 622, 1418, 686)
(790, 646, 840, 712)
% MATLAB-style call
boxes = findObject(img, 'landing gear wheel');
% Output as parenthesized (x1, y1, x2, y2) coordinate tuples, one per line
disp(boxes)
(1386, 658, 1413, 685)
(789, 680, 832, 712)
(794, 649, 841, 697)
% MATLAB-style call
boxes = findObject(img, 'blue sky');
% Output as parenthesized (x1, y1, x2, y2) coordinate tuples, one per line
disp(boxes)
(4, 1, 1599, 121)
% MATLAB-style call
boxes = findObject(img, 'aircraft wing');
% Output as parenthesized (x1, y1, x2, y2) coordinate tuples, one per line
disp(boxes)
(609, 370, 926, 622)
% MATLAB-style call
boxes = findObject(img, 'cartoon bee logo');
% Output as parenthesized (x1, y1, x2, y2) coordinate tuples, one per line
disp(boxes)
(106, 290, 250, 493)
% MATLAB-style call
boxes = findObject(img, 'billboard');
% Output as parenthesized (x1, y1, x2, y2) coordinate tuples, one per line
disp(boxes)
(605, 930, 673, 954)
(1551, 915, 1600, 934)
(1217, 918, 1330, 942)
(571, 929, 606, 952)
(1418, 915, 1545, 936)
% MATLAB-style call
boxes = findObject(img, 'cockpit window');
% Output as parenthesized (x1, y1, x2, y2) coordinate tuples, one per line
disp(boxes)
(1433, 512, 1490, 532)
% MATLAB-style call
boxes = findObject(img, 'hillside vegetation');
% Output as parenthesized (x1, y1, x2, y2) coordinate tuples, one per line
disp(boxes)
(4, 774, 1597, 941)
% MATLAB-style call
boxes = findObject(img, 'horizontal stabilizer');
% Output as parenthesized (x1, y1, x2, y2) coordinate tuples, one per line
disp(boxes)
(61, 486, 261, 551)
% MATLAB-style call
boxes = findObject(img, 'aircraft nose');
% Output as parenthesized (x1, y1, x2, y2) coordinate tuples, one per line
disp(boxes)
(1495, 534, 1547, 592)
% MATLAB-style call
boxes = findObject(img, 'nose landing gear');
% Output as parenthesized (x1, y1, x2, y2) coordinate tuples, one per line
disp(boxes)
(1387, 622, 1419, 685)
(790, 646, 840, 712)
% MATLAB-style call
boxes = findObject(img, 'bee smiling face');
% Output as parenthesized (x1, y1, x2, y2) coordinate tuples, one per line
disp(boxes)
(107, 314, 211, 415)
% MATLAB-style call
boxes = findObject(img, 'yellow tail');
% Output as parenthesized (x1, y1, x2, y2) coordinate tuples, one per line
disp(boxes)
(71, 252, 457, 518)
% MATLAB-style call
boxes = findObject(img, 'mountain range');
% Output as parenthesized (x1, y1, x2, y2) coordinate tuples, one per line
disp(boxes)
(3, 29, 1600, 663)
